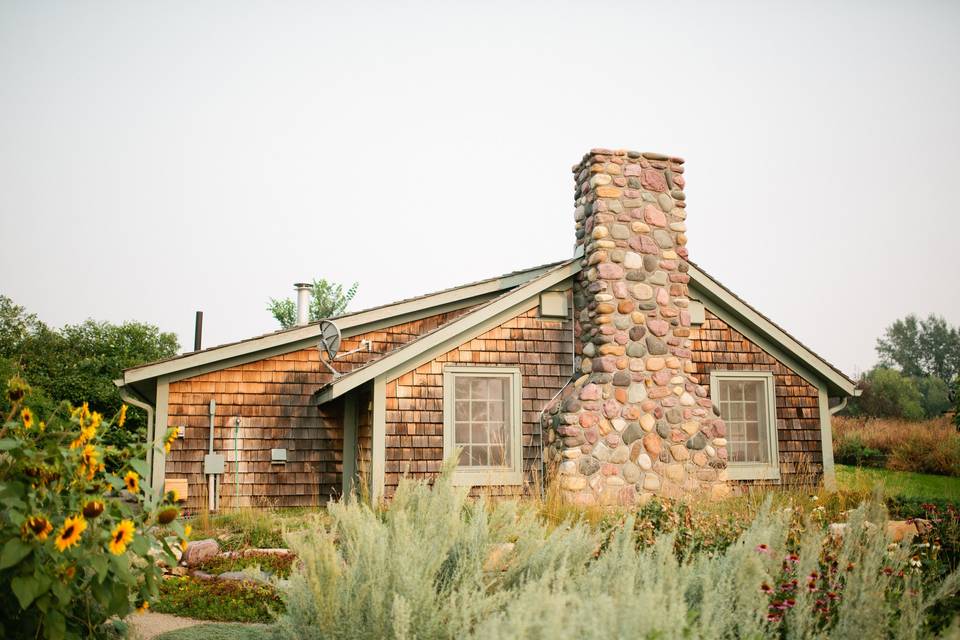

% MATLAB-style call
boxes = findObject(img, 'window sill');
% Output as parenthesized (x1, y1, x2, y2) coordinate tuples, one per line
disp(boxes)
(451, 469, 523, 487)
(726, 464, 781, 481)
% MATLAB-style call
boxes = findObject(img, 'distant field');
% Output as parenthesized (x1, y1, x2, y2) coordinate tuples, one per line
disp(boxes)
(836, 463, 960, 499)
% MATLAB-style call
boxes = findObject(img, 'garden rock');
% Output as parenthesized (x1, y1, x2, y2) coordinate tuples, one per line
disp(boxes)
(181, 538, 219, 567)
(217, 570, 271, 584)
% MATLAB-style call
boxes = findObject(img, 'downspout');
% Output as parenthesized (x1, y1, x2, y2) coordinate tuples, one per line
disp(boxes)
(829, 397, 849, 416)
(117, 385, 156, 489)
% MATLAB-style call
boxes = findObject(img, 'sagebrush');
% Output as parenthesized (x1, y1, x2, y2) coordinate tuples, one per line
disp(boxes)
(275, 463, 960, 639)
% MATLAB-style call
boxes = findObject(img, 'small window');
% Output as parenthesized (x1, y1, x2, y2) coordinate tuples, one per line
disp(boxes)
(443, 366, 523, 486)
(710, 371, 780, 480)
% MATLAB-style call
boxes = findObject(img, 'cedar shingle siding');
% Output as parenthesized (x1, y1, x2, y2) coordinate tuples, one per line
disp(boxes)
(164, 303, 826, 507)
(165, 309, 472, 508)
(384, 304, 574, 498)
(691, 310, 824, 485)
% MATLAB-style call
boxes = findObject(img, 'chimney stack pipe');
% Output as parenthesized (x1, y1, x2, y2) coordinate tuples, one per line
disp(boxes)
(194, 311, 203, 351)
(294, 283, 312, 326)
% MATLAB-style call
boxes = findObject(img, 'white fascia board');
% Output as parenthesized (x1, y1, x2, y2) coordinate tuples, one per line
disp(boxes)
(687, 264, 857, 397)
(122, 264, 566, 386)
(316, 262, 580, 404)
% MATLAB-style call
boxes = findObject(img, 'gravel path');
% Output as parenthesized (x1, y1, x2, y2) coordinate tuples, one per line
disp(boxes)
(127, 612, 206, 640)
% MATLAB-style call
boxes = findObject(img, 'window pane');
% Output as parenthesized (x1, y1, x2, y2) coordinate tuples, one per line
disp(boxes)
(472, 446, 488, 466)
(471, 401, 488, 421)
(471, 421, 488, 444)
(470, 378, 487, 399)
(717, 378, 770, 465)
(455, 422, 470, 445)
(451, 373, 513, 469)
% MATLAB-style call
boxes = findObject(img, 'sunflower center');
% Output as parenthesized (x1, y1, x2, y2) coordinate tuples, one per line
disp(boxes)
(62, 525, 74, 538)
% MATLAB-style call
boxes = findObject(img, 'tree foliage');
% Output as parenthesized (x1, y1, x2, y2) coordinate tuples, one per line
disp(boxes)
(876, 314, 960, 384)
(267, 279, 358, 329)
(0, 295, 179, 449)
(847, 367, 925, 421)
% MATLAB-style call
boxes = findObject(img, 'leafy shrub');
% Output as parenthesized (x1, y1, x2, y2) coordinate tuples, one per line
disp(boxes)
(153, 576, 283, 623)
(196, 552, 296, 579)
(0, 377, 188, 640)
(834, 435, 885, 467)
(275, 464, 960, 639)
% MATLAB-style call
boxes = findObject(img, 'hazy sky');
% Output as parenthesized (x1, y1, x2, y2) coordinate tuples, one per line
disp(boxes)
(1, 1, 958, 378)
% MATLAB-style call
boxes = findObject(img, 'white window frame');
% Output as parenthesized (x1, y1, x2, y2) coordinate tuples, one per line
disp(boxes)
(442, 365, 523, 486)
(709, 370, 780, 481)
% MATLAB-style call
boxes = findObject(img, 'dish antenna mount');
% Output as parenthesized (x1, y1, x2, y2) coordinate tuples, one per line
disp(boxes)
(317, 320, 370, 378)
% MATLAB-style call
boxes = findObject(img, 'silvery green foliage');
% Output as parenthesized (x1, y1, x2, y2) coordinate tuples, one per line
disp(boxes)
(275, 469, 959, 640)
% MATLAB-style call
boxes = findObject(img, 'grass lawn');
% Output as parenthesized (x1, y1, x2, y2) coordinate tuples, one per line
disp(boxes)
(836, 464, 960, 499)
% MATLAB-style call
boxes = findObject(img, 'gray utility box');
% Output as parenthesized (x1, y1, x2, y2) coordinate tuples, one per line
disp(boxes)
(203, 453, 225, 475)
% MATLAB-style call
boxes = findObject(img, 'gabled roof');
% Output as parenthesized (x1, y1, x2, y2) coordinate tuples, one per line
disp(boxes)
(119, 250, 857, 400)
(685, 262, 857, 397)
(118, 259, 568, 386)
(312, 257, 857, 403)
(313, 258, 581, 404)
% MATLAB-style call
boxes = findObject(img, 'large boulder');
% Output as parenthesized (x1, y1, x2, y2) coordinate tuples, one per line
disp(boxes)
(180, 538, 219, 567)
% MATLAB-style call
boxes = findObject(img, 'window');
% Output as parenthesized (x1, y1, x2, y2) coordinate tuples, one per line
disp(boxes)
(710, 371, 780, 480)
(443, 366, 523, 486)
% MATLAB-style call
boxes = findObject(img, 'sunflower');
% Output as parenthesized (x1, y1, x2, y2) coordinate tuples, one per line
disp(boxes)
(79, 444, 104, 481)
(157, 507, 178, 525)
(82, 500, 105, 519)
(70, 424, 97, 450)
(124, 471, 139, 494)
(136, 600, 149, 614)
(163, 428, 178, 453)
(23, 515, 53, 541)
(166, 488, 179, 503)
(108, 519, 135, 555)
(20, 407, 34, 429)
(117, 404, 128, 427)
(54, 515, 87, 552)
(181, 524, 192, 551)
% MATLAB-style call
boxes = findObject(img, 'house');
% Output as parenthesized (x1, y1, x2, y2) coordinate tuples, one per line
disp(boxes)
(116, 148, 857, 509)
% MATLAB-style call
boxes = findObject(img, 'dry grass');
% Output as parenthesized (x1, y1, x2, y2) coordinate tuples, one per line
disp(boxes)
(833, 416, 960, 477)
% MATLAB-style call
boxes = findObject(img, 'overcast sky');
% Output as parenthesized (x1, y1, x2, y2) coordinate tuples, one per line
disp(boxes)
(1, 1, 958, 378)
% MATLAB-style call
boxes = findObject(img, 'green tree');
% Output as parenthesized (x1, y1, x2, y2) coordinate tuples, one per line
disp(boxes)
(267, 279, 358, 329)
(876, 313, 960, 384)
(915, 375, 952, 418)
(848, 367, 924, 420)
(0, 295, 179, 453)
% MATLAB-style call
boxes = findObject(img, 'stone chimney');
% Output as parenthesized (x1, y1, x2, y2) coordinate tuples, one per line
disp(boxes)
(544, 149, 729, 506)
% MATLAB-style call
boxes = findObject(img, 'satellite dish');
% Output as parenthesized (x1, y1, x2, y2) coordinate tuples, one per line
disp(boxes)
(317, 320, 342, 361)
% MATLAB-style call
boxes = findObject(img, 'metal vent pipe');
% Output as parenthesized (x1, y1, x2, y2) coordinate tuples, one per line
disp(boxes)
(294, 283, 312, 326)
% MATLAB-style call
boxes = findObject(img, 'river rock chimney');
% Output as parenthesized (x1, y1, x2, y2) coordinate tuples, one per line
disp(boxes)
(545, 149, 729, 506)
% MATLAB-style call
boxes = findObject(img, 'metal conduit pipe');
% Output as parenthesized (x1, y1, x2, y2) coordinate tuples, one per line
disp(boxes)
(536, 295, 577, 499)
(208, 399, 217, 512)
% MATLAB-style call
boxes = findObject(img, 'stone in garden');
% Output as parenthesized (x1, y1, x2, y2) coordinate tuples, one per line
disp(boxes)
(181, 539, 219, 567)
(218, 570, 270, 584)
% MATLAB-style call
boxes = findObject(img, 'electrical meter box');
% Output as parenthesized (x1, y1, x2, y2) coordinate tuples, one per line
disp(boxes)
(203, 453, 225, 475)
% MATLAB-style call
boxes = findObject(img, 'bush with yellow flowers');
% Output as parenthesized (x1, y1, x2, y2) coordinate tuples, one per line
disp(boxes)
(0, 376, 188, 639)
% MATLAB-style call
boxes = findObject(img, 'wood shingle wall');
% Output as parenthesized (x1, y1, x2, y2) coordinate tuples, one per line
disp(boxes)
(690, 310, 824, 485)
(384, 302, 575, 498)
(164, 308, 473, 508)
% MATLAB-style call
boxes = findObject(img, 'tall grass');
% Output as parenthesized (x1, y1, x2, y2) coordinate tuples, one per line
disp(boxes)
(274, 463, 960, 639)
(834, 416, 960, 476)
